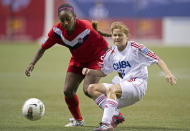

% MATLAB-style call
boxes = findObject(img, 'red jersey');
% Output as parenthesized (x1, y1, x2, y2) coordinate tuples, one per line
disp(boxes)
(41, 19, 108, 63)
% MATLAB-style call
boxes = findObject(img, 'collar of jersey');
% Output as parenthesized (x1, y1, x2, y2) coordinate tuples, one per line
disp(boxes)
(53, 27, 90, 47)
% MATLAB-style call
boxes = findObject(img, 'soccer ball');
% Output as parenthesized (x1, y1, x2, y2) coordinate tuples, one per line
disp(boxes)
(22, 98, 45, 121)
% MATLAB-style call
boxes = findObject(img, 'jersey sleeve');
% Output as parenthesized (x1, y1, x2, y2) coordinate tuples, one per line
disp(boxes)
(101, 48, 114, 74)
(138, 43, 160, 66)
(41, 27, 58, 50)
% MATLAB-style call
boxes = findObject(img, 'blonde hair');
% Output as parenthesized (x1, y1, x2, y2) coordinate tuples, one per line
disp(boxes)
(111, 21, 129, 36)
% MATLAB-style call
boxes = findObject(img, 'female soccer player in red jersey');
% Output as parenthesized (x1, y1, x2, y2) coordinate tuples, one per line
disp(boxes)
(25, 3, 109, 127)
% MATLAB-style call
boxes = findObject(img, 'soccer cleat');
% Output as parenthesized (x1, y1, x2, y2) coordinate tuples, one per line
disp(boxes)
(64, 118, 84, 127)
(111, 113, 125, 128)
(94, 122, 114, 131)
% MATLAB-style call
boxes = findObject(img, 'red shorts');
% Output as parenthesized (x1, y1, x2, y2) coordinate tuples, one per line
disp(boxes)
(67, 51, 106, 75)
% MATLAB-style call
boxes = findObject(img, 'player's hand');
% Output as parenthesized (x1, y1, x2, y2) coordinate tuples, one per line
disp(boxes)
(165, 73, 176, 86)
(82, 68, 89, 75)
(25, 64, 34, 77)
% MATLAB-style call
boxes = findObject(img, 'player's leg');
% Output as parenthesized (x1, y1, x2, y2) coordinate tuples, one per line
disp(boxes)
(84, 81, 107, 99)
(83, 54, 106, 98)
(105, 84, 125, 128)
(94, 84, 121, 131)
(102, 84, 121, 123)
(64, 72, 84, 98)
(64, 57, 87, 127)
(111, 78, 147, 128)
(86, 82, 124, 129)
(84, 76, 123, 129)
(64, 72, 84, 127)
(64, 62, 86, 127)
(82, 58, 107, 109)
(83, 74, 101, 98)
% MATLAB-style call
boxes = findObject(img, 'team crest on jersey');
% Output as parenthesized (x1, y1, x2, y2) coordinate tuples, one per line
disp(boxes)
(142, 47, 149, 54)
(140, 45, 149, 55)
(78, 37, 83, 44)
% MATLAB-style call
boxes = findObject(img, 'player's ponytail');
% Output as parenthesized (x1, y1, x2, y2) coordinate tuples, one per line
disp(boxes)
(92, 21, 111, 37)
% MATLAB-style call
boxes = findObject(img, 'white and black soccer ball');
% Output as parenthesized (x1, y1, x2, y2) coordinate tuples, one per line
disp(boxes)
(22, 98, 45, 121)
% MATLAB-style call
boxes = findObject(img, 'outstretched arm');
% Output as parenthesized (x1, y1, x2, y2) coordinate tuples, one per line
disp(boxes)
(25, 47, 46, 77)
(82, 68, 106, 77)
(157, 59, 176, 85)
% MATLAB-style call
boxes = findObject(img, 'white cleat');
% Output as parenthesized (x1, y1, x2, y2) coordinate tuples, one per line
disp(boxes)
(64, 118, 84, 127)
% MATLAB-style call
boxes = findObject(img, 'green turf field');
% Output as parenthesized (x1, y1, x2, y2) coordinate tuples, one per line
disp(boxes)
(0, 42, 190, 131)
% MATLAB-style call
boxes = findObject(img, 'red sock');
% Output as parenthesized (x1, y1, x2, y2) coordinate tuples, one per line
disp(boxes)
(65, 94, 83, 120)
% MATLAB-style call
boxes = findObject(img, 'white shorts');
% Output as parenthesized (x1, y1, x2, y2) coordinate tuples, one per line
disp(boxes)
(103, 77, 147, 108)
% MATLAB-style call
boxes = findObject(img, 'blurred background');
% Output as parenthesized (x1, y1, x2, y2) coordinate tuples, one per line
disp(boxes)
(1, 0, 190, 45)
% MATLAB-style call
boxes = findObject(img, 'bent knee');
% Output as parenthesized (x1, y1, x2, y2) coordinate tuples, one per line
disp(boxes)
(107, 85, 122, 98)
(63, 88, 75, 97)
(108, 86, 120, 96)
(87, 84, 97, 95)
(82, 84, 95, 98)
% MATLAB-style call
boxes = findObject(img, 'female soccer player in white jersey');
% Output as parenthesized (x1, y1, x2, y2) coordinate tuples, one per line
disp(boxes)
(82, 21, 177, 131)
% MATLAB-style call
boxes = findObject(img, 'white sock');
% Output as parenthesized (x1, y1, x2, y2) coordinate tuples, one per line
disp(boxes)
(95, 94, 107, 109)
(102, 99, 118, 124)
(95, 94, 120, 116)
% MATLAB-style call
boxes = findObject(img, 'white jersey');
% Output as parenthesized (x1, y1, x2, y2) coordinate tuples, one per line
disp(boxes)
(101, 41, 160, 81)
